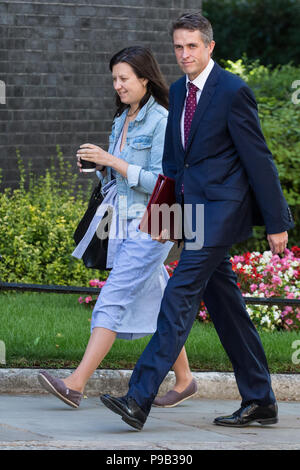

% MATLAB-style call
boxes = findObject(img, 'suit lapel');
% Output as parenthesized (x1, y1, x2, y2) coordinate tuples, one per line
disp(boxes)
(185, 63, 221, 156)
(173, 77, 186, 154)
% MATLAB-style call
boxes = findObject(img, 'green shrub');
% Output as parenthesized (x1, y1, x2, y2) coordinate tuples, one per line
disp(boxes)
(224, 59, 300, 253)
(202, 0, 300, 66)
(0, 147, 107, 285)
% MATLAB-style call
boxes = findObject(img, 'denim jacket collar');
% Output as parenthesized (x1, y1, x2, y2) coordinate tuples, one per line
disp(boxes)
(135, 95, 155, 122)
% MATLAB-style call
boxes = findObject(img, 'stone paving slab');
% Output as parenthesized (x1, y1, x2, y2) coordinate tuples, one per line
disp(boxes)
(0, 395, 299, 450)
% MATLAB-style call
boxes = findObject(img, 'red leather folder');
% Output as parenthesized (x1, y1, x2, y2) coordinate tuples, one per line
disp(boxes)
(139, 174, 181, 240)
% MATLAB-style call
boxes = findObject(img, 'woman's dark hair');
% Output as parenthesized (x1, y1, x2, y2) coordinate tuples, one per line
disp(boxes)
(109, 46, 169, 117)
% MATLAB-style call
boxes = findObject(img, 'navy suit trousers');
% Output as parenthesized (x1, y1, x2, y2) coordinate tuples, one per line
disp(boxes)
(127, 245, 275, 414)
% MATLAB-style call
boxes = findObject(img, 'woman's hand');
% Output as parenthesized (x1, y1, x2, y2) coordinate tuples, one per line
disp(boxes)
(77, 143, 111, 169)
(77, 142, 129, 178)
(76, 157, 105, 173)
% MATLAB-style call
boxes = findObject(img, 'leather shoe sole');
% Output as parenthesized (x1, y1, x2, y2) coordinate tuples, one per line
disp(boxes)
(100, 395, 144, 431)
(214, 416, 278, 427)
(214, 403, 278, 428)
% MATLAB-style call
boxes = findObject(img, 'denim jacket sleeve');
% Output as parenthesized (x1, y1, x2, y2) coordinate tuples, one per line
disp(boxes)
(126, 115, 168, 194)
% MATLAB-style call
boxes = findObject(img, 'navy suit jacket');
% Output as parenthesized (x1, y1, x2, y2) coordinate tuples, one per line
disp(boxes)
(162, 62, 294, 247)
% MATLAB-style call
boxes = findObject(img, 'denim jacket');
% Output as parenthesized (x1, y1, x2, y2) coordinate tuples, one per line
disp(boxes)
(96, 95, 168, 219)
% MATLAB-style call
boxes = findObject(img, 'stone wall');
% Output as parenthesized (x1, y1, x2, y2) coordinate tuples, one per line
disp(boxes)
(0, 0, 201, 189)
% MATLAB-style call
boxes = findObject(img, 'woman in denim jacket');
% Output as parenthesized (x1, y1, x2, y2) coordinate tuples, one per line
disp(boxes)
(38, 47, 196, 409)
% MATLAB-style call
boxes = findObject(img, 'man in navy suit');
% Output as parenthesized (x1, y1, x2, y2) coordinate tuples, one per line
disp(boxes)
(101, 13, 294, 429)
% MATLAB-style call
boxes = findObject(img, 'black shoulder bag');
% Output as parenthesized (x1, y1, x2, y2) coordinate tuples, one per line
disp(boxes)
(73, 183, 111, 270)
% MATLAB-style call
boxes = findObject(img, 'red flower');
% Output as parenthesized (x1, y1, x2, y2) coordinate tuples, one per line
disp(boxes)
(291, 246, 300, 258)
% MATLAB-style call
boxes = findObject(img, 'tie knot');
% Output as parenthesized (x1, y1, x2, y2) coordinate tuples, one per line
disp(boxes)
(187, 82, 198, 94)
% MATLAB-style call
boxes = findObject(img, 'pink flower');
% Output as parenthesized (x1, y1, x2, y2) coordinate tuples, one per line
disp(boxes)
(287, 293, 295, 299)
(285, 319, 294, 326)
(250, 284, 258, 292)
(78, 297, 84, 304)
(89, 279, 106, 288)
(198, 310, 207, 320)
(97, 281, 106, 288)
(259, 282, 266, 291)
(272, 275, 282, 285)
(85, 296, 93, 303)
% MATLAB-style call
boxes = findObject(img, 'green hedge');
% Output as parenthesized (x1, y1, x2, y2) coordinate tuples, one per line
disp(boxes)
(224, 59, 300, 253)
(202, 0, 300, 66)
(0, 147, 106, 285)
(0, 60, 299, 282)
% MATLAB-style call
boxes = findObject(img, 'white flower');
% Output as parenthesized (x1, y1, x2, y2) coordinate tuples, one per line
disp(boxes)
(244, 264, 252, 273)
(246, 307, 253, 316)
(261, 315, 271, 326)
(262, 251, 272, 261)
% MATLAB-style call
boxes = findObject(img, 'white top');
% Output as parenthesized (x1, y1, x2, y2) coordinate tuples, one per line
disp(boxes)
(180, 58, 215, 147)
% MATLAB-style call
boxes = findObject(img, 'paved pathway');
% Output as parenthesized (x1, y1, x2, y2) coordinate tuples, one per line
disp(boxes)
(0, 395, 299, 450)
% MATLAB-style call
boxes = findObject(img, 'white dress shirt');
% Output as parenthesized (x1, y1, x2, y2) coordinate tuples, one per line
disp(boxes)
(180, 58, 215, 147)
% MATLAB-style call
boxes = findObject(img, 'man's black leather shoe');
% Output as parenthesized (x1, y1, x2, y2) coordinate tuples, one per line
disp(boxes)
(214, 402, 278, 427)
(100, 394, 147, 431)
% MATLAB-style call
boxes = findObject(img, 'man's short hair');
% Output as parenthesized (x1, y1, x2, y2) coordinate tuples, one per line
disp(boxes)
(171, 12, 214, 46)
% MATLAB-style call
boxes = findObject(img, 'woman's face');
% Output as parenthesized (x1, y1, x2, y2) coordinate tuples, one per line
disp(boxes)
(112, 62, 148, 108)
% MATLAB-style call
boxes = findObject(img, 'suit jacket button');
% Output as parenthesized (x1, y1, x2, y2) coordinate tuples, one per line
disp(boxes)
(185, 163, 189, 168)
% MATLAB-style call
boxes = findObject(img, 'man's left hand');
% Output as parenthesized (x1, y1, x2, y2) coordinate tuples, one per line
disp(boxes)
(267, 231, 288, 254)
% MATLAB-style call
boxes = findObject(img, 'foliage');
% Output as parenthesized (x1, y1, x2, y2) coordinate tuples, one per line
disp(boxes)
(0, 147, 107, 285)
(166, 248, 300, 332)
(202, 0, 300, 66)
(224, 59, 300, 253)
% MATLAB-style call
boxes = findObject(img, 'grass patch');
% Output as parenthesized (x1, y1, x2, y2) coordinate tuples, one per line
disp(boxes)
(0, 291, 299, 373)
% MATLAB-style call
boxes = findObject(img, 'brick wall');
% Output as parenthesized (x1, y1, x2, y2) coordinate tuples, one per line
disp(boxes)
(0, 0, 201, 189)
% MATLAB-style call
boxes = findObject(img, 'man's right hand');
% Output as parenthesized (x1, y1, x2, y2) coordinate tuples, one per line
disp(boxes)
(267, 232, 288, 254)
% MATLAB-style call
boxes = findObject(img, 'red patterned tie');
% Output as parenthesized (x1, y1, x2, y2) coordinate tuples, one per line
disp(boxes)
(182, 82, 199, 193)
(184, 82, 199, 149)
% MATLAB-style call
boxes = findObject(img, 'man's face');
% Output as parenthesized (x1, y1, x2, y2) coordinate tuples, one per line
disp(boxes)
(173, 28, 215, 81)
